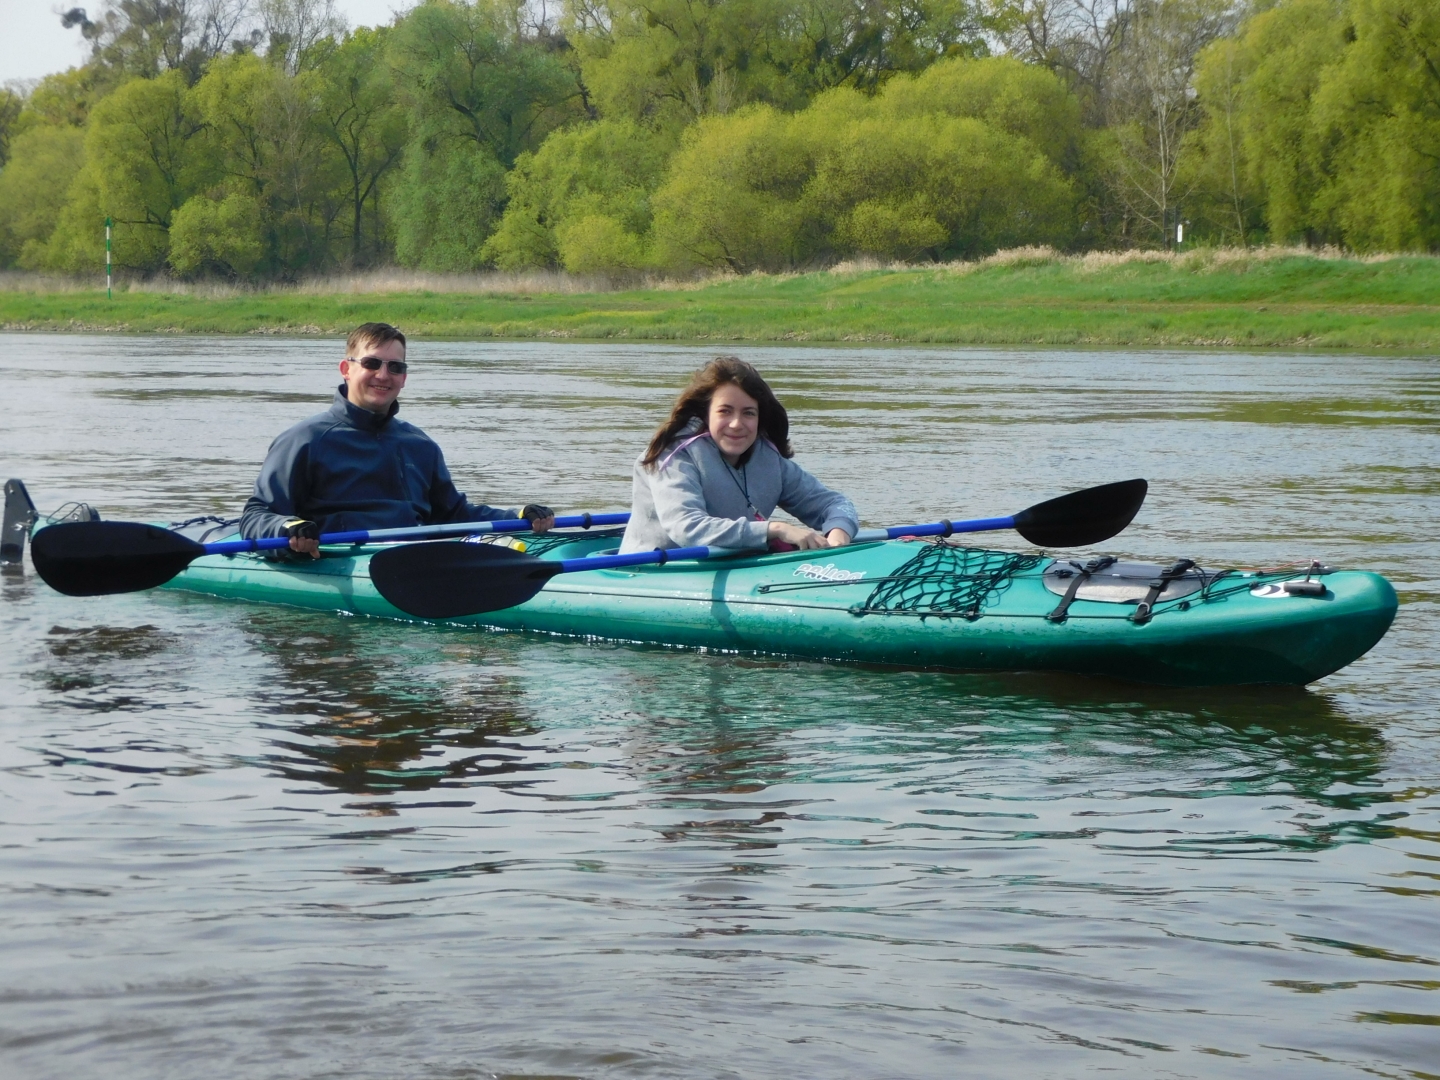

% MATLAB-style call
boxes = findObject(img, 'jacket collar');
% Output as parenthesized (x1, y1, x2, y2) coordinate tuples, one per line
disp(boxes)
(667, 415, 760, 469)
(331, 384, 399, 432)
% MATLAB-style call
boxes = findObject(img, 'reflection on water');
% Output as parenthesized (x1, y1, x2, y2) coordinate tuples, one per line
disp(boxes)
(0, 335, 1437, 1078)
(39, 623, 189, 716)
(227, 602, 1393, 827)
(240, 610, 544, 798)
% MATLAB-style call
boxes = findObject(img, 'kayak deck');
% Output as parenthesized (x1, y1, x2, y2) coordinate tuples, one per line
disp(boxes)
(153, 528, 1398, 687)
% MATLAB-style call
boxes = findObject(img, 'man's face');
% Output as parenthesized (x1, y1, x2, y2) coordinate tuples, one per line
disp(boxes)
(340, 338, 407, 414)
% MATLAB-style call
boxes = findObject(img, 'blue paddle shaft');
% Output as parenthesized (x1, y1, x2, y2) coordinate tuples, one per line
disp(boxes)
(853, 515, 1016, 543)
(548, 514, 1021, 576)
(204, 509, 1018, 563)
(200, 511, 633, 556)
(557, 545, 740, 573)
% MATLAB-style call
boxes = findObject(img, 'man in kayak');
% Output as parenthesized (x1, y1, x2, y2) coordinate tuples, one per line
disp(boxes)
(240, 322, 555, 558)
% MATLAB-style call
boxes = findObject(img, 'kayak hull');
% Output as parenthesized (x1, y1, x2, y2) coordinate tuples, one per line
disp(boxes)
(150, 531, 1398, 687)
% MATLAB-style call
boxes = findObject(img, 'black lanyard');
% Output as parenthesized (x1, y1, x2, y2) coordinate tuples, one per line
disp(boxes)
(723, 459, 760, 518)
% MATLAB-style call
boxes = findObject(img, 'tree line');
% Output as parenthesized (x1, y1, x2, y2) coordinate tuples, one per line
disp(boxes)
(0, 0, 1435, 280)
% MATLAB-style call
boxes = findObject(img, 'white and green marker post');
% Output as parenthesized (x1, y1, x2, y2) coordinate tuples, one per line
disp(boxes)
(105, 217, 112, 299)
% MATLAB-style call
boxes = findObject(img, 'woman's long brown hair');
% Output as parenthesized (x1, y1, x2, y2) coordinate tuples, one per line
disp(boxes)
(641, 357, 793, 469)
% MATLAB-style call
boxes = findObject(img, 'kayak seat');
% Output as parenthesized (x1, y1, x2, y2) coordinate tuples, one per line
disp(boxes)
(1042, 559, 1215, 606)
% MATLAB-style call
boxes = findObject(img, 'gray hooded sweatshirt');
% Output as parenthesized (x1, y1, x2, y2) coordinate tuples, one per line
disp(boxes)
(619, 419, 859, 553)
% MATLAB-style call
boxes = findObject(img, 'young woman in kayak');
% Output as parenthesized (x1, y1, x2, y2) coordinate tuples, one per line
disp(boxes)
(619, 357, 859, 554)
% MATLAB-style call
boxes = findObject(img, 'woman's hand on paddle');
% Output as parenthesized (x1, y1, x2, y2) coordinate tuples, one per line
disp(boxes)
(825, 528, 851, 548)
(767, 521, 833, 550)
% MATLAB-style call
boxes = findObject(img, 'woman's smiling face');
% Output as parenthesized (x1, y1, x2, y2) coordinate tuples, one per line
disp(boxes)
(708, 382, 760, 465)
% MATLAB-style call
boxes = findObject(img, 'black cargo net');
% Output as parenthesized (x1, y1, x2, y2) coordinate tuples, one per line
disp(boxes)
(854, 541, 1045, 620)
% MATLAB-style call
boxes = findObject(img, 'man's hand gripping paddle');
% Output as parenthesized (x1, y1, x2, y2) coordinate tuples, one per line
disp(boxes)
(369, 479, 1148, 620)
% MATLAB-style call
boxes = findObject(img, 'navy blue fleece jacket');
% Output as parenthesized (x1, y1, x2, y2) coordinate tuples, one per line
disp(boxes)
(239, 386, 518, 539)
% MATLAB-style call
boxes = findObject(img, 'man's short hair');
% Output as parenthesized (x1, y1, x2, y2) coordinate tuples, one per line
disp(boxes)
(347, 322, 406, 356)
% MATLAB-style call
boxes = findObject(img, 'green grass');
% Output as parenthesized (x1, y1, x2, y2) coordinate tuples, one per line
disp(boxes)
(4, 249, 1438, 349)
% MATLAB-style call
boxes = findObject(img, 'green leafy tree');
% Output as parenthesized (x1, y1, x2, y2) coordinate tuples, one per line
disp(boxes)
(835, 197, 948, 259)
(0, 125, 88, 267)
(566, 0, 797, 126)
(43, 69, 208, 270)
(1183, 34, 1265, 244)
(875, 54, 1083, 167)
(1311, 0, 1440, 250)
(23, 68, 107, 129)
(778, 0, 991, 96)
(0, 88, 24, 168)
(554, 211, 650, 271)
(483, 118, 674, 270)
(812, 110, 1078, 259)
(61, 0, 259, 85)
(387, 0, 580, 268)
(651, 59, 1078, 272)
(650, 104, 822, 270)
(1214, 0, 1347, 244)
(168, 191, 265, 274)
(190, 51, 340, 276)
(1187, 0, 1438, 251)
(566, 0, 989, 128)
(389, 140, 509, 269)
(390, 0, 579, 165)
(315, 28, 406, 265)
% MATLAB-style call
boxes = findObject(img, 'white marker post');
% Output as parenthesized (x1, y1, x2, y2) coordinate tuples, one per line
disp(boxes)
(105, 217, 112, 299)
(1176, 222, 1184, 245)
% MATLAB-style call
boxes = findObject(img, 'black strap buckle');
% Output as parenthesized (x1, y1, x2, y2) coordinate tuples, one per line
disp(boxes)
(1046, 555, 1117, 622)
(1132, 559, 1196, 624)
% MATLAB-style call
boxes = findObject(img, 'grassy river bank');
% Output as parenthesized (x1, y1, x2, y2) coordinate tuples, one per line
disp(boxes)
(3, 248, 1436, 349)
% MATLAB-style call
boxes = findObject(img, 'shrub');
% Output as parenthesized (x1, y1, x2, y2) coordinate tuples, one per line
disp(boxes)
(812, 113, 1078, 260)
(168, 194, 265, 277)
(650, 79, 1079, 271)
(650, 105, 822, 272)
(878, 56, 1085, 169)
(483, 119, 674, 271)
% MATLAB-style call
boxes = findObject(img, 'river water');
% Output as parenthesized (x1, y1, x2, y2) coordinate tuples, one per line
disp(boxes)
(0, 334, 1436, 1079)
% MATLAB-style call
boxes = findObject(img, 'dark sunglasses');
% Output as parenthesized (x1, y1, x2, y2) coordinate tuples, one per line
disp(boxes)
(350, 356, 409, 374)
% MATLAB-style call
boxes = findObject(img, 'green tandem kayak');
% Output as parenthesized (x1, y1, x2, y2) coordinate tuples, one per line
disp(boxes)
(146, 524, 1396, 687)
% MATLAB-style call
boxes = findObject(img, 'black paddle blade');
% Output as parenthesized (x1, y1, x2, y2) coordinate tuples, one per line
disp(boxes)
(369, 541, 563, 619)
(1011, 478, 1148, 548)
(30, 520, 205, 596)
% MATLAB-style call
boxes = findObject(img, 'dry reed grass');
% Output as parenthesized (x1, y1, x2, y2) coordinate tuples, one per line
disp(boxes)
(291, 268, 625, 295)
(825, 244, 1416, 279)
(0, 271, 94, 292)
(826, 256, 914, 274)
(1072, 244, 1356, 272)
